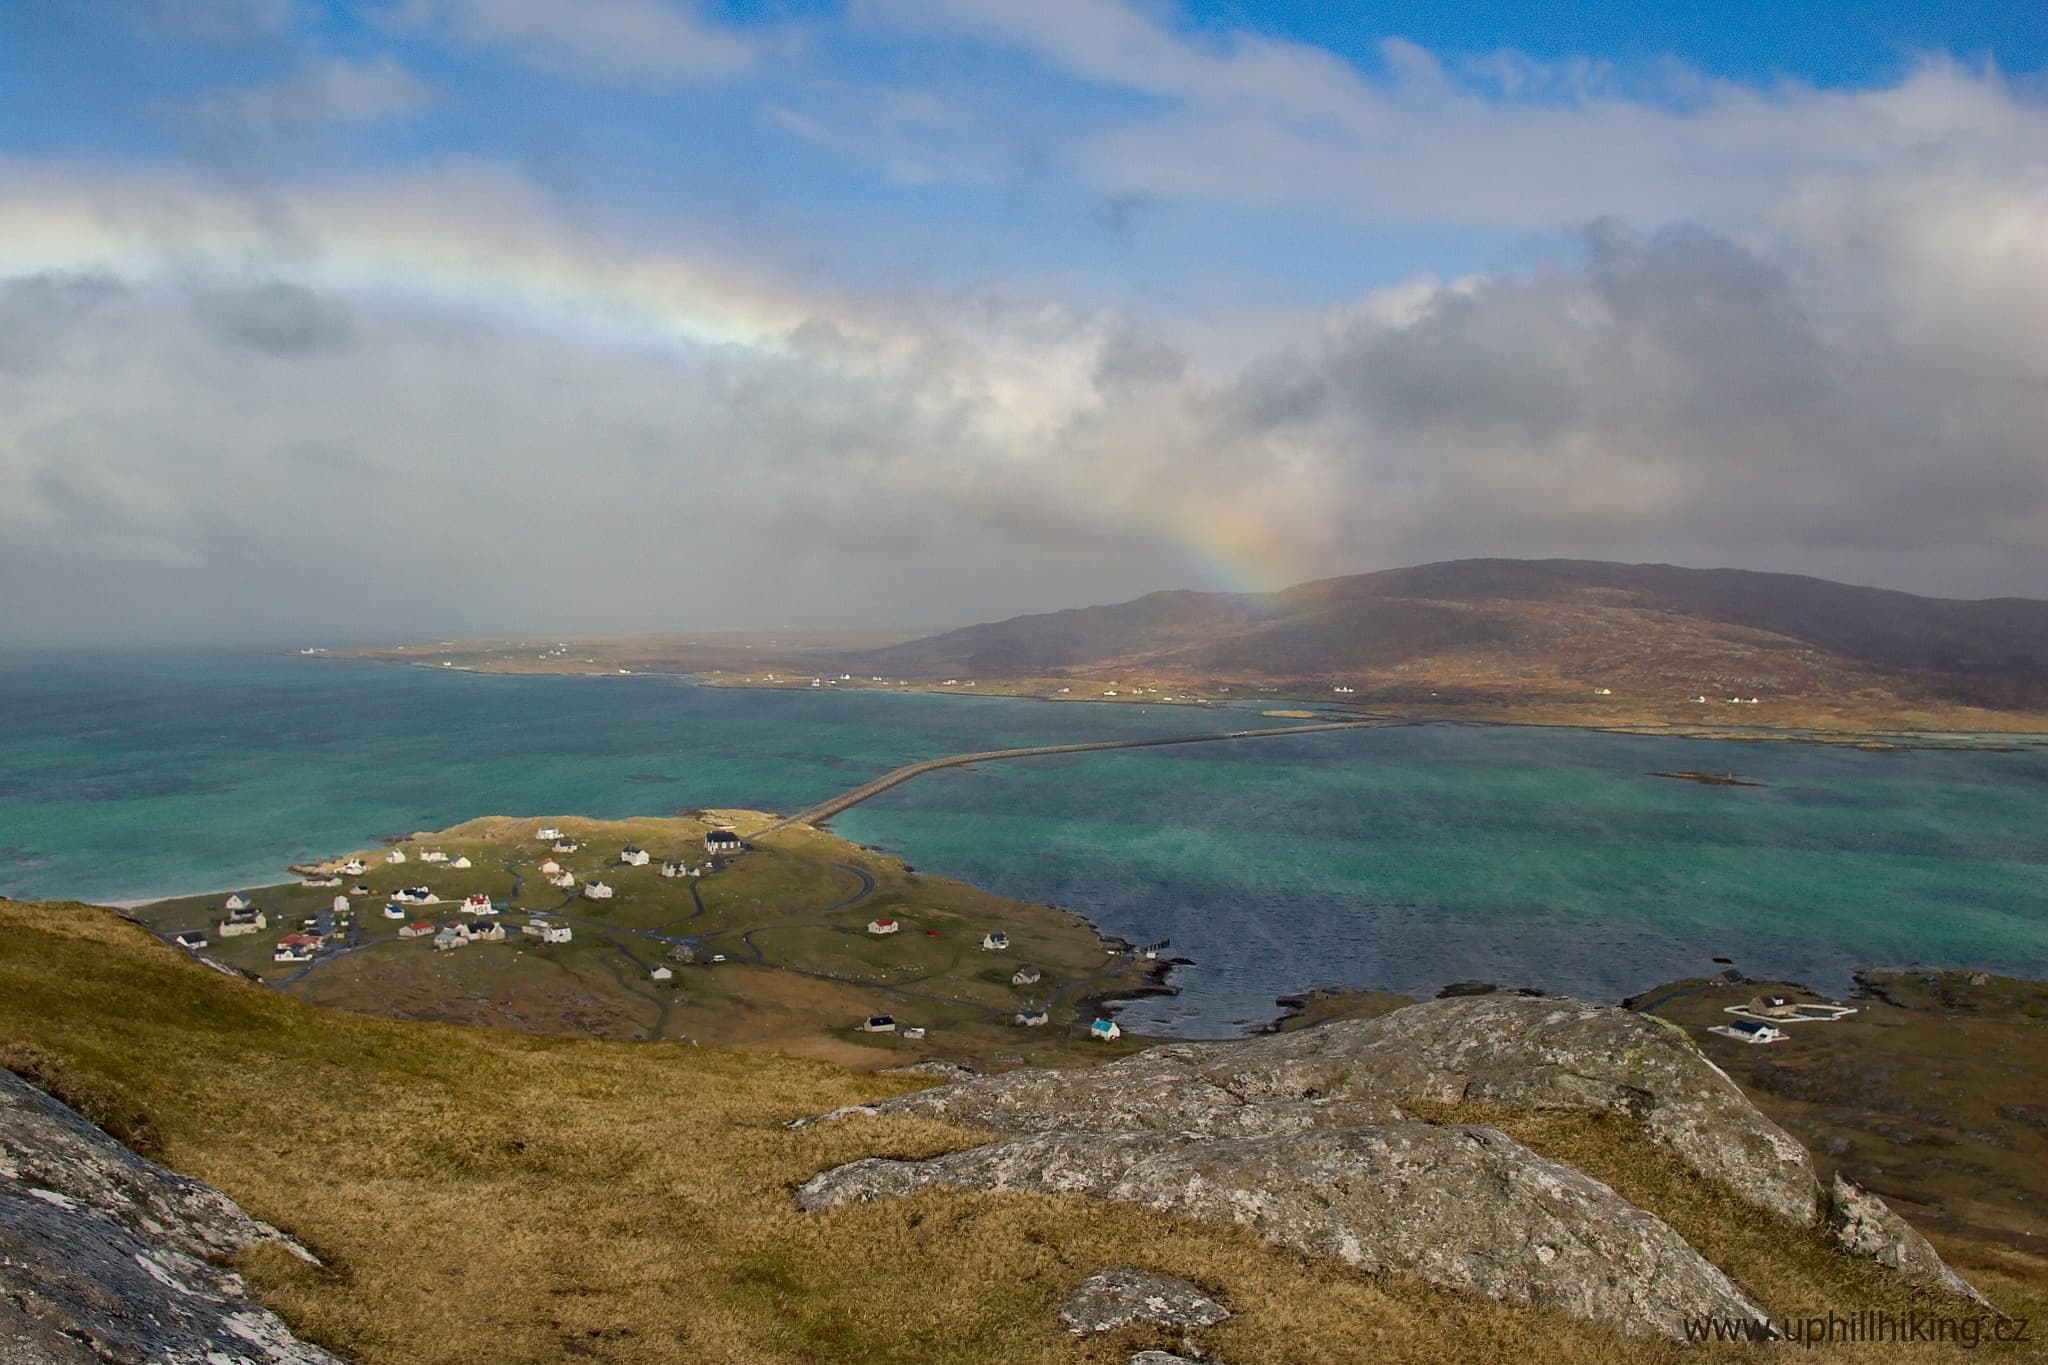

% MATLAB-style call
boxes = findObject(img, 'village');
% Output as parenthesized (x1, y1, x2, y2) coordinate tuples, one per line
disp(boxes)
(134, 811, 1151, 1065)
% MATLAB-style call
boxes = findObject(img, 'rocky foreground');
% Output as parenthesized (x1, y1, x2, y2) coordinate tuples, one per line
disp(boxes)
(0, 1070, 339, 1365)
(794, 994, 1992, 1343)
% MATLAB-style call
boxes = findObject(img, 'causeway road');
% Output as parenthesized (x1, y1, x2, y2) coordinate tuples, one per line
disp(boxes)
(760, 719, 1380, 834)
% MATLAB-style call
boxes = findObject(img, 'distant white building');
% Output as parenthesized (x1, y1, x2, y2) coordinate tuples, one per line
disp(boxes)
(338, 859, 366, 876)
(548, 871, 577, 889)
(650, 965, 673, 982)
(463, 893, 494, 915)
(1089, 1018, 1121, 1042)
(552, 839, 580, 854)
(539, 859, 561, 875)
(704, 830, 743, 855)
(620, 846, 650, 867)
(332, 895, 350, 914)
(173, 930, 207, 950)
(224, 893, 253, 912)
(584, 881, 614, 900)
(1709, 1019, 1786, 1045)
(383, 902, 407, 920)
(860, 1015, 897, 1033)
(660, 860, 692, 878)
(981, 931, 1009, 951)
(1014, 1008, 1049, 1028)
(1011, 967, 1040, 986)
(218, 910, 267, 937)
(385, 849, 407, 864)
(420, 850, 447, 864)
(536, 827, 564, 841)
(450, 855, 472, 869)
(867, 918, 900, 935)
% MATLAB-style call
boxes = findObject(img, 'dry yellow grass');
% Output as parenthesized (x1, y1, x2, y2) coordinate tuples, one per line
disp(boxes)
(2, 898, 2039, 1363)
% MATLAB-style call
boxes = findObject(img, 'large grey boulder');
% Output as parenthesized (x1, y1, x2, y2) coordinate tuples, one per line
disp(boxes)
(0, 1071, 342, 1364)
(1058, 1268, 1229, 1336)
(800, 995, 1822, 1225)
(1828, 1174, 1996, 1310)
(798, 1123, 1770, 1341)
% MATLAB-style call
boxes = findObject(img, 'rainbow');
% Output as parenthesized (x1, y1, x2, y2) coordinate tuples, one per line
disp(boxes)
(0, 173, 1322, 596)
(0, 171, 856, 358)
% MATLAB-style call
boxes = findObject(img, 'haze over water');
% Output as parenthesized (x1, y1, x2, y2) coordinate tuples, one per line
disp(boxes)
(5, 650, 2045, 1034)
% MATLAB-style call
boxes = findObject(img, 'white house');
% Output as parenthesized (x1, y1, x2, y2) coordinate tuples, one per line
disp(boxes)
(536, 827, 564, 841)
(867, 918, 900, 935)
(225, 893, 253, 912)
(398, 920, 434, 939)
(462, 921, 506, 943)
(385, 849, 407, 864)
(860, 1015, 897, 1033)
(1089, 1018, 1122, 1042)
(1014, 1008, 1049, 1028)
(332, 895, 350, 914)
(660, 860, 691, 878)
(420, 850, 448, 864)
(338, 859, 366, 876)
(1011, 967, 1041, 986)
(901, 1026, 927, 1041)
(450, 856, 472, 869)
(584, 881, 614, 900)
(704, 830, 743, 855)
(620, 846, 650, 867)
(433, 928, 467, 951)
(463, 893, 494, 915)
(981, 931, 1009, 951)
(1709, 1019, 1786, 1045)
(218, 911, 267, 937)
(383, 902, 407, 920)
(173, 930, 208, 950)
(273, 944, 313, 963)
(548, 871, 577, 888)
(650, 965, 673, 982)
(539, 859, 561, 875)
(552, 839, 580, 854)
(526, 922, 572, 944)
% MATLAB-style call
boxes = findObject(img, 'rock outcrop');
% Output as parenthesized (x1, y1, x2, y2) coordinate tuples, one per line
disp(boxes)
(1828, 1174, 1996, 1309)
(799, 1124, 1767, 1340)
(801, 995, 1822, 1223)
(796, 995, 1994, 1340)
(1057, 1268, 1229, 1336)
(0, 1070, 342, 1365)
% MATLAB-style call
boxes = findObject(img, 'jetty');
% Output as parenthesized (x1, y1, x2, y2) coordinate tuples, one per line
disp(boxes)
(761, 719, 1378, 833)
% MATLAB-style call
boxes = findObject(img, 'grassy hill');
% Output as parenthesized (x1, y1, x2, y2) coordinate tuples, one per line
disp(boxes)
(851, 559, 2048, 724)
(3, 898, 2042, 1363)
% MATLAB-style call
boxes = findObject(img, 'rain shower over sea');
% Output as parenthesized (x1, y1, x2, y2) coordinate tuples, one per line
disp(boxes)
(4, 650, 2044, 1036)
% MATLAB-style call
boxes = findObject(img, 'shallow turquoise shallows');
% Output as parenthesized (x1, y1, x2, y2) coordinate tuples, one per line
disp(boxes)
(5, 650, 2045, 1035)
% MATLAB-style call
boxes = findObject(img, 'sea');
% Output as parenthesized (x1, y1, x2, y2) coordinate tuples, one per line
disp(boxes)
(4, 649, 2045, 1036)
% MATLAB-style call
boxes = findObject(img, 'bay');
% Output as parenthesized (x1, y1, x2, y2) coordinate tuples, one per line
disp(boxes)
(4, 648, 2044, 1035)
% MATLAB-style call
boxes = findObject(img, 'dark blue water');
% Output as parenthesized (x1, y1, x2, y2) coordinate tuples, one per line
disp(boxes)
(5, 649, 2045, 1034)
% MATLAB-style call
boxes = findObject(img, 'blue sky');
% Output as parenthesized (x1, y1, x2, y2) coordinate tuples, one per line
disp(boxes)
(1, 1, 2045, 639)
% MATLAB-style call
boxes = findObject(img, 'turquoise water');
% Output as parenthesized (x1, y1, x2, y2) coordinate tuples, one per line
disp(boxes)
(5, 650, 2045, 1034)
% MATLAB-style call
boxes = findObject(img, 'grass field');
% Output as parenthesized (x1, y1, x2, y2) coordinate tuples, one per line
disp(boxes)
(4, 899, 2042, 1363)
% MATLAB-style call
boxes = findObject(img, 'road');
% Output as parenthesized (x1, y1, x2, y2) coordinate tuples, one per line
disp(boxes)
(760, 718, 1380, 833)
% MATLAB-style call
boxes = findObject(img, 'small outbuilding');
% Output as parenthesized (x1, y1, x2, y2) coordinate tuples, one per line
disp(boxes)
(1089, 1018, 1122, 1042)
(173, 930, 207, 950)
(1711, 1019, 1787, 1045)
(981, 931, 1009, 952)
(1011, 967, 1041, 986)
(650, 965, 673, 982)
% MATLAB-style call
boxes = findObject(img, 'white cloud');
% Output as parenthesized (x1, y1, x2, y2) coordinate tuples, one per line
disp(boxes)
(385, 0, 756, 81)
(192, 55, 432, 135)
(853, 1, 2048, 230)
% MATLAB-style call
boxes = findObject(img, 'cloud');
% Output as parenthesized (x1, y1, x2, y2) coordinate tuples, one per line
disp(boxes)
(188, 280, 355, 355)
(385, 0, 756, 81)
(191, 55, 432, 137)
(0, 131, 2043, 644)
(852, 1, 2048, 230)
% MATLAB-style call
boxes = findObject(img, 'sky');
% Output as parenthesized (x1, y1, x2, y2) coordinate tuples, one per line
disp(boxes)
(1, 1, 2044, 643)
